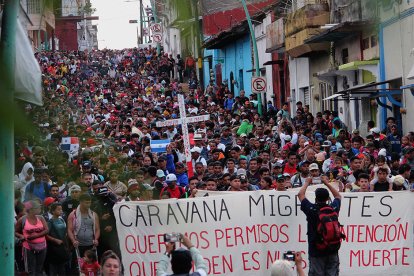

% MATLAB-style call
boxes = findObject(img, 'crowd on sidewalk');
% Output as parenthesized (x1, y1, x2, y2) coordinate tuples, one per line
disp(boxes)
(13, 46, 414, 275)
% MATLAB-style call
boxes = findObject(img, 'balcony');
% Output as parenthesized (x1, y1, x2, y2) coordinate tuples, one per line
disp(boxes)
(284, 1, 330, 57)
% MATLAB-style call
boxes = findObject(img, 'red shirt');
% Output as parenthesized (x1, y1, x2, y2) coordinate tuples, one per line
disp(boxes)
(160, 185, 184, 199)
(81, 261, 100, 276)
(283, 163, 297, 176)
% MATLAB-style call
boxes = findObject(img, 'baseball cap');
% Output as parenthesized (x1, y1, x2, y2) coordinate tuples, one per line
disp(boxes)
(284, 135, 292, 141)
(44, 197, 56, 208)
(82, 160, 92, 167)
(175, 162, 185, 169)
(127, 183, 140, 193)
(141, 183, 154, 191)
(272, 126, 278, 131)
(158, 155, 167, 162)
(276, 174, 284, 182)
(322, 141, 332, 147)
(236, 168, 247, 176)
(298, 160, 310, 167)
(190, 146, 202, 153)
(240, 133, 247, 138)
(128, 179, 138, 186)
(352, 129, 360, 135)
(272, 162, 283, 169)
(156, 169, 165, 178)
(166, 173, 177, 182)
(309, 163, 319, 171)
(283, 173, 291, 178)
(193, 134, 203, 140)
(315, 188, 330, 202)
(370, 127, 381, 134)
(330, 145, 338, 153)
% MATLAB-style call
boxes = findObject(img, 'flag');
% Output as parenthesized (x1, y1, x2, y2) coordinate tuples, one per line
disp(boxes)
(150, 139, 170, 153)
(60, 137, 80, 157)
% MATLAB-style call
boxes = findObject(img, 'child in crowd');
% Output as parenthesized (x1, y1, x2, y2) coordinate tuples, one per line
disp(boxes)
(81, 249, 100, 276)
(370, 155, 392, 187)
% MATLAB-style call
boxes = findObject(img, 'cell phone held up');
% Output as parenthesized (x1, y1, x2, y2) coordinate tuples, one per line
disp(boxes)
(283, 251, 295, 261)
(164, 233, 182, 243)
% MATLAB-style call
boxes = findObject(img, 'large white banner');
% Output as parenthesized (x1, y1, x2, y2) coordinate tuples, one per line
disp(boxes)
(113, 191, 414, 276)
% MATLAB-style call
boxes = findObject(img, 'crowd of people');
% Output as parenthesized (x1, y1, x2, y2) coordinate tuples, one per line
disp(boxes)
(13, 45, 414, 275)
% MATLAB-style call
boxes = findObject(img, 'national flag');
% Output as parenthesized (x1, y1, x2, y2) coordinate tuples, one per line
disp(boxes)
(150, 139, 170, 153)
(60, 137, 80, 157)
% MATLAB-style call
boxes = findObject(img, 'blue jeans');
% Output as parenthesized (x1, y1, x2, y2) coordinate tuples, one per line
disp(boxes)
(309, 253, 340, 276)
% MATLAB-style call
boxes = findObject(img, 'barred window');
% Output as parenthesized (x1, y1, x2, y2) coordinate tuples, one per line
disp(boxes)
(27, 0, 42, 14)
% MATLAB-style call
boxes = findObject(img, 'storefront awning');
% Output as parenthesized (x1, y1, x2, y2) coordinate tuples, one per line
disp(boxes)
(338, 60, 379, 71)
(263, 60, 284, 66)
(322, 94, 341, 101)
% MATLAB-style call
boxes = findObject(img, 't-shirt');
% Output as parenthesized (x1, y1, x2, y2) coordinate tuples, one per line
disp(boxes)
(372, 180, 389, 192)
(160, 185, 184, 199)
(300, 198, 341, 257)
(81, 261, 100, 276)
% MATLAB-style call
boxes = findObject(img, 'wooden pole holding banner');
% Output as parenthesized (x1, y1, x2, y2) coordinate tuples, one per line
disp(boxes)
(0, 0, 18, 273)
(156, 94, 209, 177)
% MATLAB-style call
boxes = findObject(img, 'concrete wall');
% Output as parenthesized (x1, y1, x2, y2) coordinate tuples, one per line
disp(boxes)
(202, 34, 253, 97)
(289, 56, 309, 114)
(309, 53, 330, 114)
(255, 13, 273, 106)
(381, 2, 414, 133)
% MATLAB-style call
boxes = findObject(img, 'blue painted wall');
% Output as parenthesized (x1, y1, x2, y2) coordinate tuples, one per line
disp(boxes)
(202, 34, 253, 97)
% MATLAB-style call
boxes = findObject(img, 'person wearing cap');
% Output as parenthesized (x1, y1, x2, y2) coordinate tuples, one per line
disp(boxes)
(298, 175, 342, 276)
(371, 127, 391, 154)
(92, 184, 121, 258)
(175, 162, 189, 187)
(158, 234, 207, 276)
(220, 126, 233, 147)
(322, 146, 338, 173)
(160, 174, 185, 199)
(62, 184, 81, 220)
(291, 160, 310, 188)
(191, 146, 207, 174)
(125, 184, 141, 201)
(274, 174, 286, 191)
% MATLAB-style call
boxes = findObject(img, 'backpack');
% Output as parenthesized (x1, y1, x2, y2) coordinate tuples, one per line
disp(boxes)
(316, 205, 345, 252)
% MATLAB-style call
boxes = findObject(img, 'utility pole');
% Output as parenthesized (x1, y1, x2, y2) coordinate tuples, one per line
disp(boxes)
(151, 0, 160, 55)
(241, 0, 262, 115)
(0, 0, 18, 274)
(140, 0, 144, 44)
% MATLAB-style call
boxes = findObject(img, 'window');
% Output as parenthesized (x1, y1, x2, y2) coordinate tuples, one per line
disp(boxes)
(341, 48, 349, 64)
(370, 35, 378, 47)
(27, 0, 41, 14)
(362, 38, 370, 50)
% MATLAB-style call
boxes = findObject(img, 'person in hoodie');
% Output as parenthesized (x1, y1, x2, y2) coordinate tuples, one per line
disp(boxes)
(15, 162, 35, 199)
(175, 162, 189, 187)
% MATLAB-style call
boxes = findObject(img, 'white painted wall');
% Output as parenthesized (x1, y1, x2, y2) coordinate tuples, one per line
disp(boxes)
(255, 13, 273, 106)
(162, 27, 181, 58)
(289, 57, 309, 113)
(382, 5, 414, 133)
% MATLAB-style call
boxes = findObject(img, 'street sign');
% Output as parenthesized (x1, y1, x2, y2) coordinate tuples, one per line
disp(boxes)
(129, 20, 138, 23)
(152, 33, 162, 43)
(150, 23, 161, 33)
(251, 77, 267, 93)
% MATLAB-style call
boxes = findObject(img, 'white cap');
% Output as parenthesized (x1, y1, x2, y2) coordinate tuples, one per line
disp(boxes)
(370, 127, 381, 134)
(284, 135, 292, 141)
(166, 174, 177, 182)
(309, 163, 319, 171)
(378, 148, 387, 157)
(156, 169, 165, 178)
(190, 146, 202, 153)
(193, 133, 203, 140)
